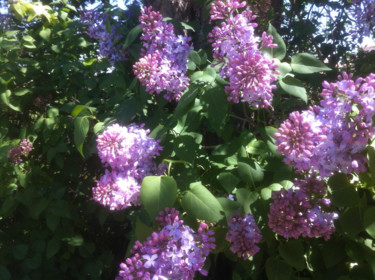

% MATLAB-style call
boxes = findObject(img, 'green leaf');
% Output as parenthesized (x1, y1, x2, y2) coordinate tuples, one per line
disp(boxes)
(279, 240, 306, 270)
(39, 28, 51, 41)
(1, 90, 20, 111)
(277, 62, 292, 79)
(364, 206, 375, 239)
(14, 88, 31, 96)
(189, 50, 201, 66)
(263, 24, 286, 60)
(0, 266, 11, 280)
(235, 188, 258, 214)
(74, 116, 89, 157)
(237, 159, 264, 185)
(71, 105, 88, 118)
(181, 182, 224, 222)
(340, 207, 364, 237)
(280, 76, 307, 103)
(141, 176, 178, 219)
(123, 25, 142, 49)
(46, 212, 60, 231)
(64, 235, 84, 246)
(328, 173, 360, 207)
(200, 86, 228, 133)
(46, 238, 61, 259)
(217, 197, 239, 217)
(191, 66, 216, 84)
(13, 244, 29, 260)
(246, 139, 268, 155)
(135, 217, 153, 243)
(173, 135, 198, 163)
(174, 87, 198, 119)
(266, 258, 293, 280)
(261, 183, 283, 200)
(291, 53, 331, 74)
(217, 172, 240, 193)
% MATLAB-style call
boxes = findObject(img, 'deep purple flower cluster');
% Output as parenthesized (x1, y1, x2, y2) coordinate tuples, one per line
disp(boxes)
(116, 208, 216, 280)
(133, 6, 193, 101)
(93, 124, 165, 210)
(208, 0, 278, 108)
(80, 9, 127, 64)
(268, 176, 337, 240)
(8, 139, 33, 163)
(349, 0, 375, 38)
(226, 213, 262, 259)
(275, 73, 375, 177)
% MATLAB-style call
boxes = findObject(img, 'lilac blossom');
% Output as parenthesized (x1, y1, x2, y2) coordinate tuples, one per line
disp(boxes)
(116, 208, 216, 280)
(92, 170, 140, 210)
(208, 0, 278, 108)
(8, 139, 33, 163)
(274, 73, 375, 177)
(94, 123, 165, 210)
(268, 177, 337, 240)
(133, 6, 193, 101)
(226, 213, 262, 259)
(80, 9, 127, 64)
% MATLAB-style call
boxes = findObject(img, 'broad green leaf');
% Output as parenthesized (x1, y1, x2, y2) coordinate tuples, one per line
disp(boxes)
(64, 235, 84, 246)
(135, 217, 153, 242)
(191, 66, 216, 84)
(71, 105, 87, 117)
(181, 182, 224, 222)
(277, 62, 292, 79)
(364, 206, 375, 239)
(217, 197, 239, 217)
(123, 25, 142, 49)
(321, 240, 346, 268)
(217, 172, 240, 193)
(13, 244, 29, 260)
(46, 212, 60, 231)
(1, 90, 20, 111)
(141, 176, 178, 219)
(260, 183, 283, 200)
(279, 240, 306, 270)
(291, 53, 331, 74)
(237, 159, 264, 185)
(266, 258, 293, 280)
(115, 97, 139, 123)
(74, 116, 89, 157)
(173, 135, 198, 163)
(263, 24, 286, 60)
(235, 188, 258, 214)
(189, 50, 201, 66)
(46, 238, 61, 259)
(39, 28, 51, 41)
(280, 76, 307, 103)
(14, 88, 31, 96)
(174, 87, 198, 119)
(200, 86, 228, 133)
(246, 139, 268, 155)
(328, 173, 360, 207)
(0, 266, 10, 280)
(340, 207, 364, 237)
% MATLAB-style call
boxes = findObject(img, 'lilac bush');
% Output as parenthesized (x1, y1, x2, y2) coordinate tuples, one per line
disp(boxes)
(133, 6, 193, 101)
(349, 0, 375, 38)
(116, 208, 216, 280)
(208, 0, 278, 108)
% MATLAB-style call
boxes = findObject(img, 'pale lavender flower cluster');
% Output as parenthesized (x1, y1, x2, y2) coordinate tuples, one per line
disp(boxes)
(275, 73, 375, 178)
(226, 213, 262, 259)
(8, 139, 33, 163)
(93, 124, 165, 210)
(208, 0, 278, 108)
(349, 0, 375, 38)
(133, 6, 193, 101)
(80, 10, 127, 64)
(268, 176, 338, 240)
(116, 208, 216, 280)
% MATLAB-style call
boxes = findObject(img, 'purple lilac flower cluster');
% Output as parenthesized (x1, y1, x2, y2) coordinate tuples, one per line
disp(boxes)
(349, 0, 375, 38)
(8, 139, 33, 163)
(268, 176, 338, 240)
(208, 0, 278, 109)
(93, 123, 165, 210)
(133, 6, 193, 101)
(80, 10, 127, 64)
(275, 73, 375, 177)
(116, 208, 216, 280)
(226, 213, 262, 259)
